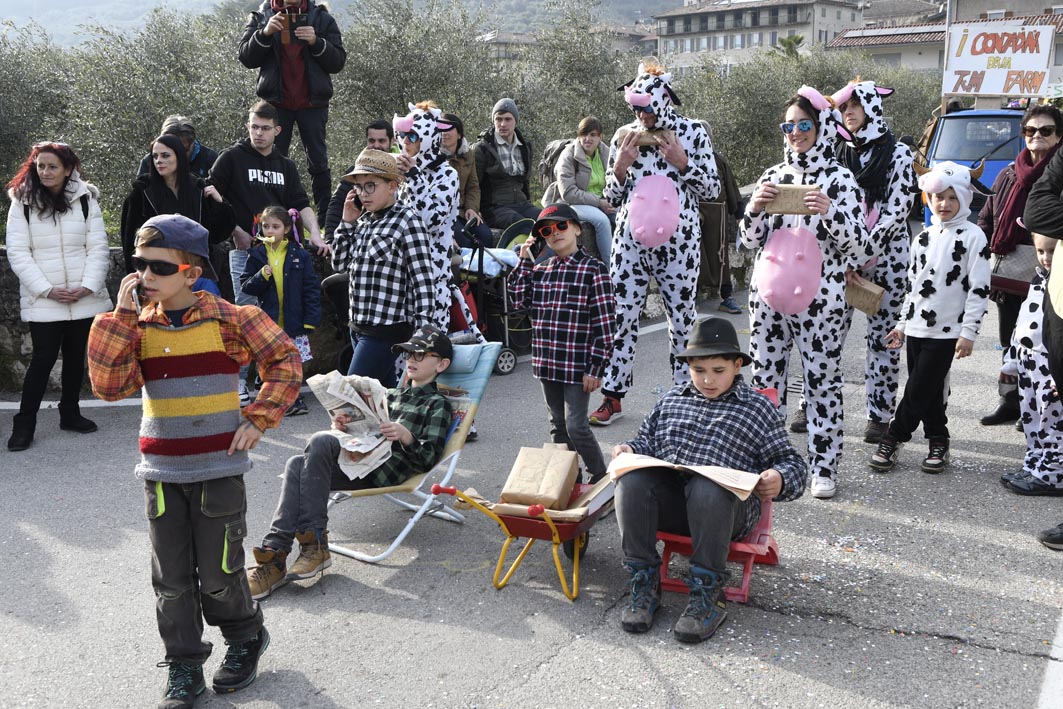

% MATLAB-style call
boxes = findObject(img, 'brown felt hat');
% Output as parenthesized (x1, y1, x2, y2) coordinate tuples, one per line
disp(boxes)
(342, 149, 405, 184)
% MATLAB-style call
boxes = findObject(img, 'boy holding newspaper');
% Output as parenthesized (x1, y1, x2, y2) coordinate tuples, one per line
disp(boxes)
(245, 325, 454, 600)
(610, 317, 807, 643)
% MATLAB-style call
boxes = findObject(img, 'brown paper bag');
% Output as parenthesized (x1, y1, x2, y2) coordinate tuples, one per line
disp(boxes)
(500, 446, 579, 508)
(845, 275, 885, 316)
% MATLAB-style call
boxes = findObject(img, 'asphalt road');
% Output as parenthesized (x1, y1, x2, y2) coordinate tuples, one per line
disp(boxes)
(2, 296, 1062, 709)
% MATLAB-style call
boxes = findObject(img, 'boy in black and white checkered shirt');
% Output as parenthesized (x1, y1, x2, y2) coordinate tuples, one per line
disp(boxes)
(612, 317, 806, 644)
(330, 148, 444, 387)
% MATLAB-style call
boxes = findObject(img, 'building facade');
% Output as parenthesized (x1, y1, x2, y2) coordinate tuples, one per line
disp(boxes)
(654, 0, 864, 71)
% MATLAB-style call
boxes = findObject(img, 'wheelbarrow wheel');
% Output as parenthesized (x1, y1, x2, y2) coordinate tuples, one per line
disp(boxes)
(563, 532, 589, 561)
(494, 348, 517, 375)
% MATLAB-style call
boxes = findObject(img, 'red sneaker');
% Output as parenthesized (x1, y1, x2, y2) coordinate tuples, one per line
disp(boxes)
(590, 396, 623, 426)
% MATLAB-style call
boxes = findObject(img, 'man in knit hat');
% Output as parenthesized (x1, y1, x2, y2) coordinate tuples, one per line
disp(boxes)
(473, 97, 542, 230)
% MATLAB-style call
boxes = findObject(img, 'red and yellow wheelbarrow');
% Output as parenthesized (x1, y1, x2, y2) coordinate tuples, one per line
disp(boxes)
(431, 483, 612, 600)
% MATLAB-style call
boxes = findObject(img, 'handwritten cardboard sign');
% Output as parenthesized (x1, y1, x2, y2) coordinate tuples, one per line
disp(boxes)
(944, 21, 1054, 97)
(764, 185, 815, 215)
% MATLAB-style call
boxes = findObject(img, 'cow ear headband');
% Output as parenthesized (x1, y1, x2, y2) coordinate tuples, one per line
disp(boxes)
(912, 160, 994, 196)
(796, 85, 853, 142)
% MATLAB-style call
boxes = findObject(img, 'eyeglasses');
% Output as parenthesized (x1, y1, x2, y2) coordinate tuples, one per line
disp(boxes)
(350, 181, 380, 195)
(132, 256, 192, 277)
(403, 351, 440, 362)
(631, 105, 654, 115)
(535, 220, 571, 239)
(398, 130, 420, 143)
(780, 120, 815, 135)
(1022, 125, 1057, 138)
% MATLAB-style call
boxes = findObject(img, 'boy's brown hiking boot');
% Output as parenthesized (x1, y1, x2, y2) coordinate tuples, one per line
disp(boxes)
(288, 530, 332, 580)
(246, 547, 287, 601)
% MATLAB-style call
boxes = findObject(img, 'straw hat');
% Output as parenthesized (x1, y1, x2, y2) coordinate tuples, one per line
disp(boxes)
(342, 148, 405, 184)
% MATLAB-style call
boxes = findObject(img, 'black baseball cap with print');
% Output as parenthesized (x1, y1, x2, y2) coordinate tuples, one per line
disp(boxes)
(391, 324, 454, 361)
(532, 203, 579, 237)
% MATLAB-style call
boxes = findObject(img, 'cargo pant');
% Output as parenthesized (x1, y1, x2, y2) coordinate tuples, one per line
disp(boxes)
(145, 476, 262, 664)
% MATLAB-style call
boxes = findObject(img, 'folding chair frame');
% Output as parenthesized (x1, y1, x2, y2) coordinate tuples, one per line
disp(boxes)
(325, 342, 501, 564)
(327, 449, 466, 563)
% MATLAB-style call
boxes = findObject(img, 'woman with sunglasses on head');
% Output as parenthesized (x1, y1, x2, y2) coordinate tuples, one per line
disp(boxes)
(5, 142, 114, 451)
(976, 104, 1063, 427)
(741, 87, 874, 500)
(120, 133, 235, 278)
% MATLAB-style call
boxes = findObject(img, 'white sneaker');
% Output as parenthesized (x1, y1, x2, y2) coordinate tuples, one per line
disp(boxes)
(810, 476, 837, 499)
(238, 380, 251, 408)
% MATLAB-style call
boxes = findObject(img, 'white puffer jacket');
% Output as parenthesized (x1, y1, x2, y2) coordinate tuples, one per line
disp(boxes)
(6, 174, 113, 322)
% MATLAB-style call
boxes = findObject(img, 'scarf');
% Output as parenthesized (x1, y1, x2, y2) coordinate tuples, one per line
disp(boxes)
(836, 132, 896, 205)
(991, 144, 1060, 254)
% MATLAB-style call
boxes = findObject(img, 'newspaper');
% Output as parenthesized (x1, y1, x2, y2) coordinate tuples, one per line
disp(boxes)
(607, 452, 760, 501)
(306, 371, 392, 481)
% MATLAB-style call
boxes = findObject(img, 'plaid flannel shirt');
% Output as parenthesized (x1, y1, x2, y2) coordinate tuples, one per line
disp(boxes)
(331, 202, 440, 332)
(87, 292, 302, 433)
(507, 248, 615, 384)
(368, 381, 453, 488)
(624, 377, 807, 538)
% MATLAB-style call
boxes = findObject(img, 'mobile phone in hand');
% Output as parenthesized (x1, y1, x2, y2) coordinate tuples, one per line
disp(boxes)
(132, 282, 143, 315)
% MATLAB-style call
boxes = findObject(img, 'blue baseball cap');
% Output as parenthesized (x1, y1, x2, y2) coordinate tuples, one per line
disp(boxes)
(140, 214, 218, 281)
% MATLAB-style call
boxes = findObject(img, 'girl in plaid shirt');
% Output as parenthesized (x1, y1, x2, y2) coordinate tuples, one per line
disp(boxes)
(508, 203, 615, 482)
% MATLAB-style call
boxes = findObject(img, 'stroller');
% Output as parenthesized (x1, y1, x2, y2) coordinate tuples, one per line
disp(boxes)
(458, 242, 531, 375)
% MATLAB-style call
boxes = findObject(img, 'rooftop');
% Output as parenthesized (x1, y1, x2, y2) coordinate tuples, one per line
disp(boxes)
(828, 12, 1063, 47)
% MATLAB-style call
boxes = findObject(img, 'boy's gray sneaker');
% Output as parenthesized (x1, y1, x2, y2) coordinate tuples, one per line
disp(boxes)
(673, 565, 728, 643)
(157, 662, 205, 709)
(620, 561, 661, 633)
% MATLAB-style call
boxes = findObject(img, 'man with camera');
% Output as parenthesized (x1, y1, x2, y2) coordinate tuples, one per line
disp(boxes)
(239, 0, 346, 225)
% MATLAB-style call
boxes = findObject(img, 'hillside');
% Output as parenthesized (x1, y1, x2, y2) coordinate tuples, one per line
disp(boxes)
(7, 0, 670, 46)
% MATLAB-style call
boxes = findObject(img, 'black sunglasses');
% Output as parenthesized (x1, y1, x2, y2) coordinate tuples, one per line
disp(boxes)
(1022, 125, 1057, 138)
(132, 256, 191, 277)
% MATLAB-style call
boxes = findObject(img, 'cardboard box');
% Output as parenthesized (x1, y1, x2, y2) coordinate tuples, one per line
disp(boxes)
(500, 445, 579, 508)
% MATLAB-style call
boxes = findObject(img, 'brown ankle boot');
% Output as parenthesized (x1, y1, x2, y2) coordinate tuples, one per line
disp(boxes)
(246, 547, 288, 600)
(288, 530, 332, 580)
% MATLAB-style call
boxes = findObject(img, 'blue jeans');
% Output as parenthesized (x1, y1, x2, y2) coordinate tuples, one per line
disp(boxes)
(229, 248, 256, 382)
(452, 217, 495, 249)
(228, 249, 256, 307)
(347, 330, 400, 388)
(571, 204, 614, 267)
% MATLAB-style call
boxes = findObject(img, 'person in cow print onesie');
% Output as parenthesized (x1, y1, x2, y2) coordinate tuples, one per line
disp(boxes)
(589, 59, 720, 426)
(393, 101, 482, 339)
(1021, 137, 1063, 548)
(741, 86, 873, 500)
(870, 161, 991, 475)
(832, 80, 918, 443)
(1000, 231, 1063, 497)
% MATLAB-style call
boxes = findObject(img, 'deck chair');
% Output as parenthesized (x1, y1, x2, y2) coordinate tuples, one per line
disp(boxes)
(327, 341, 502, 563)
(655, 387, 781, 603)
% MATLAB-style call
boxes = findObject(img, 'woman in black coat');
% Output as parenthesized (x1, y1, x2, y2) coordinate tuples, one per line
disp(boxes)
(120, 133, 234, 274)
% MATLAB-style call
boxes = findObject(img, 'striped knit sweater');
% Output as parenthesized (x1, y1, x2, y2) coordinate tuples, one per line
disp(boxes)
(135, 319, 250, 482)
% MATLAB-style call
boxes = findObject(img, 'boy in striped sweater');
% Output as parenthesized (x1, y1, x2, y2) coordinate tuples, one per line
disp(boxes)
(87, 215, 301, 709)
